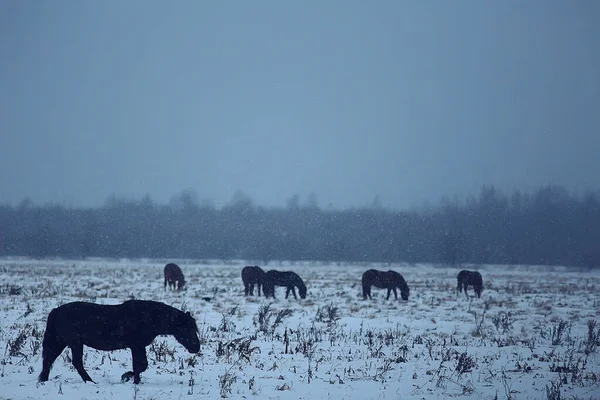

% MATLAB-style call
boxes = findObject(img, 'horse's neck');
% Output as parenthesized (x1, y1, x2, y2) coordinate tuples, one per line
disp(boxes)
(154, 310, 178, 335)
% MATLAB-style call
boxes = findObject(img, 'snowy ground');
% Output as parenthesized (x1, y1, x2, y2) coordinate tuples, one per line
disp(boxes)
(1, 258, 599, 400)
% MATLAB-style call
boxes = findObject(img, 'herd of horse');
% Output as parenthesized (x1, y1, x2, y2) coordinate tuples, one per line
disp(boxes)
(37, 263, 483, 385)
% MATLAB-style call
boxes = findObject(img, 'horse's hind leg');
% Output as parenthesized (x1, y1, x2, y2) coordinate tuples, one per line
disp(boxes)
(70, 344, 95, 383)
(121, 346, 148, 384)
(38, 340, 66, 382)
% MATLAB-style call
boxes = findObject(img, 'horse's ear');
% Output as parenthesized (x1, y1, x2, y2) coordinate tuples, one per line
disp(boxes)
(186, 311, 191, 316)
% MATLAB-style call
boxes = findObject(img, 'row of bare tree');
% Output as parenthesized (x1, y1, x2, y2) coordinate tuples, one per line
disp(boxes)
(0, 184, 598, 267)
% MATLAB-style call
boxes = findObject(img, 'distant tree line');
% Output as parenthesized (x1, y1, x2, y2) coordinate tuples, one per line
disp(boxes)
(0, 185, 598, 268)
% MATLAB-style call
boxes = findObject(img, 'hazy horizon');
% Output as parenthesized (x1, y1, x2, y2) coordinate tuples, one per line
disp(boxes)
(2, 1, 599, 210)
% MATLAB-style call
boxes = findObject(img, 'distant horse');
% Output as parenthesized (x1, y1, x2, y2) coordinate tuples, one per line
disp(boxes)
(362, 269, 410, 301)
(164, 263, 186, 291)
(241, 265, 266, 296)
(457, 270, 483, 298)
(38, 300, 200, 384)
(262, 270, 307, 300)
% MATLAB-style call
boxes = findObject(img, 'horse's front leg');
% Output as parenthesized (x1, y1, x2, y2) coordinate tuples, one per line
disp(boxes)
(290, 287, 297, 300)
(392, 288, 398, 300)
(121, 346, 148, 384)
(386, 288, 391, 300)
(285, 287, 291, 299)
(70, 343, 95, 383)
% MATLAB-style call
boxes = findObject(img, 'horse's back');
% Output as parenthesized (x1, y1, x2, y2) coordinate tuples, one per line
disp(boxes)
(458, 270, 481, 281)
(362, 269, 379, 281)
(457, 270, 483, 291)
(242, 266, 264, 281)
(164, 263, 186, 289)
(46, 302, 124, 338)
(266, 270, 297, 283)
(362, 269, 390, 286)
(46, 300, 175, 350)
(164, 263, 184, 278)
(457, 270, 470, 280)
(49, 300, 168, 325)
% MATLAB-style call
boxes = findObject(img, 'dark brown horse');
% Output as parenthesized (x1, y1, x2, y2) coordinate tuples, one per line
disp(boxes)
(362, 269, 410, 301)
(38, 300, 200, 384)
(262, 270, 307, 300)
(457, 270, 483, 298)
(164, 263, 186, 291)
(241, 265, 266, 296)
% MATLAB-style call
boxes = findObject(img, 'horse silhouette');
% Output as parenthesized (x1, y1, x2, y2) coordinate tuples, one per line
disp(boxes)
(164, 263, 186, 291)
(241, 265, 266, 296)
(457, 270, 483, 298)
(362, 269, 410, 301)
(262, 270, 307, 300)
(38, 300, 200, 384)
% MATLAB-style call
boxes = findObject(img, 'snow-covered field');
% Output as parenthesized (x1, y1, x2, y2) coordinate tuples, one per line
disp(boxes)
(1, 258, 599, 400)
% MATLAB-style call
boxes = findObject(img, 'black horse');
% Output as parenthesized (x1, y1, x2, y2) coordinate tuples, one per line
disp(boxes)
(457, 270, 483, 298)
(362, 269, 410, 301)
(164, 263, 186, 291)
(241, 265, 266, 296)
(38, 300, 200, 384)
(262, 270, 307, 300)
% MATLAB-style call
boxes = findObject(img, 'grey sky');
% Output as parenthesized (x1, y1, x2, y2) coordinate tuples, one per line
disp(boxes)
(1, 1, 598, 210)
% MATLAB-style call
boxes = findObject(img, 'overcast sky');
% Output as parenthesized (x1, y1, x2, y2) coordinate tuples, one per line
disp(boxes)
(1, 0, 598, 210)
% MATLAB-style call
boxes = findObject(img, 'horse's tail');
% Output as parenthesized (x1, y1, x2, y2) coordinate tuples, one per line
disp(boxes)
(361, 276, 369, 299)
(41, 308, 61, 356)
(38, 308, 60, 381)
(457, 272, 466, 295)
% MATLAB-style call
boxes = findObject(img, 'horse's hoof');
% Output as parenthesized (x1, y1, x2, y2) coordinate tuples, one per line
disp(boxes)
(121, 372, 134, 383)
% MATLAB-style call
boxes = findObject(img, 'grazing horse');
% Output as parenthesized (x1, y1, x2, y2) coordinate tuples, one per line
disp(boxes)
(262, 270, 307, 300)
(38, 300, 200, 384)
(164, 263, 186, 291)
(241, 265, 266, 296)
(362, 269, 410, 301)
(457, 270, 483, 298)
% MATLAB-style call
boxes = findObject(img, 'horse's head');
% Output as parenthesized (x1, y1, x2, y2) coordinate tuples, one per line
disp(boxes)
(173, 311, 200, 353)
(394, 274, 410, 301)
(400, 286, 410, 301)
(177, 279, 186, 291)
(299, 284, 307, 299)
